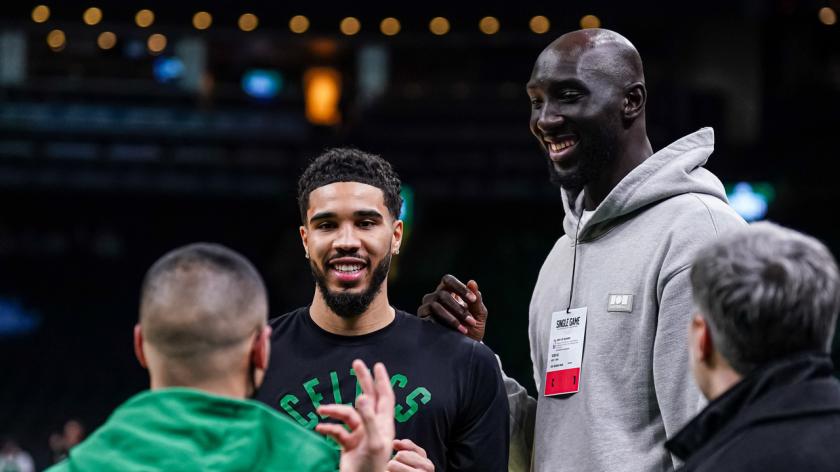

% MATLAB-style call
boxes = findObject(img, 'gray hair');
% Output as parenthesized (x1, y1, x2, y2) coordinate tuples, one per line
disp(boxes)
(690, 222, 840, 375)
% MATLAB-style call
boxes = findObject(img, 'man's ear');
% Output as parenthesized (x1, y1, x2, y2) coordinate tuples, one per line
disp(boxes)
(299, 225, 309, 259)
(133, 324, 148, 369)
(253, 325, 271, 371)
(691, 314, 714, 363)
(623, 82, 646, 120)
(392, 219, 404, 255)
(250, 325, 272, 392)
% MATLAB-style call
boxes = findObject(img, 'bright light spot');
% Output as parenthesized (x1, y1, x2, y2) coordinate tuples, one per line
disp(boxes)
(819, 7, 837, 25)
(289, 15, 310, 33)
(0, 298, 42, 338)
(340, 17, 361, 35)
(429, 17, 450, 35)
(380, 17, 400, 36)
(147, 33, 167, 54)
(153, 56, 185, 83)
(97, 31, 117, 50)
(529, 15, 550, 34)
(727, 182, 769, 222)
(580, 14, 601, 29)
(83, 7, 103, 26)
(304, 67, 342, 125)
(239, 13, 258, 32)
(32, 5, 50, 23)
(242, 69, 283, 99)
(47, 29, 66, 51)
(135, 9, 154, 28)
(193, 11, 212, 30)
(479, 16, 500, 35)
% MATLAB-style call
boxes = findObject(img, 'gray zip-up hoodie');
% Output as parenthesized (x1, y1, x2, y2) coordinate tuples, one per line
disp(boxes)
(505, 128, 746, 472)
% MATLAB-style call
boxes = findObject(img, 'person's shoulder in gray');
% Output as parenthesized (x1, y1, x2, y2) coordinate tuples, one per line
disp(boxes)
(667, 222, 840, 472)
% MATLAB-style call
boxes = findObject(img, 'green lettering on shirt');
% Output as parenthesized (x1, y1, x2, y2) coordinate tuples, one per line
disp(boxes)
(303, 377, 327, 419)
(329, 370, 349, 405)
(349, 368, 362, 398)
(390, 373, 408, 389)
(395, 387, 432, 423)
(279, 394, 318, 429)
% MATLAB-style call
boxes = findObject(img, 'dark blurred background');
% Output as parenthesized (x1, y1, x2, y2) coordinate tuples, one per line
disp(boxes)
(1, 0, 839, 468)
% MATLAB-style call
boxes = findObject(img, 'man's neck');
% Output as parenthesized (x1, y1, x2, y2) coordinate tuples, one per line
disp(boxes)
(583, 134, 653, 211)
(703, 363, 744, 401)
(149, 371, 250, 400)
(309, 287, 395, 336)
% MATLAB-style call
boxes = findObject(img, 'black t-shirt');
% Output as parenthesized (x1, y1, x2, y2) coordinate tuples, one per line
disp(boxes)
(256, 306, 509, 471)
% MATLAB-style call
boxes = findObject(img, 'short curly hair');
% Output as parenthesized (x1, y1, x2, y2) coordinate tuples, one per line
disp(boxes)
(297, 147, 403, 224)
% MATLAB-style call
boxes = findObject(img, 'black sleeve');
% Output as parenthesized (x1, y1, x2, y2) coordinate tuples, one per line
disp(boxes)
(447, 342, 510, 471)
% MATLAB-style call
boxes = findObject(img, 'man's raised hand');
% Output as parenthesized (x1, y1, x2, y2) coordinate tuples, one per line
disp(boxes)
(317, 360, 396, 472)
(418, 275, 488, 342)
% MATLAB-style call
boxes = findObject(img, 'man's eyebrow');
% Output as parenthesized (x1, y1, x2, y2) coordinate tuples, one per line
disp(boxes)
(354, 209, 383, 219)
(309, 211, 336, 224)
(527, 77, 587, 90)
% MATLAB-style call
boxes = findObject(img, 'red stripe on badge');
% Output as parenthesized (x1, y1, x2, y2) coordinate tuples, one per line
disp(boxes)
(545, 368, 580, 395)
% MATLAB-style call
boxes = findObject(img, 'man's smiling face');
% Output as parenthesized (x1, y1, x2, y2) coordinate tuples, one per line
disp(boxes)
(301, 181, 403, 318)
(527, 45, 625, 191)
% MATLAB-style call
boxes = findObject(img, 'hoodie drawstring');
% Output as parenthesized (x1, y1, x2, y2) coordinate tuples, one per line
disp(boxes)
(567, 214, 583, 313)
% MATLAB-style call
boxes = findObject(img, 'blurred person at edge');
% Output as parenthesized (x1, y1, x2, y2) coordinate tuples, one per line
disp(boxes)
(47, 243, 396, 472)
(0, 437, 35, 472)
(48, 420, 84, 464)
(418, 28, 746, 472)
(665, 222, 840, 471)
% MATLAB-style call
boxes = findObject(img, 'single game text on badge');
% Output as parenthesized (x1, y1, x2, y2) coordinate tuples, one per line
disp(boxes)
(544, 307, 587, 396)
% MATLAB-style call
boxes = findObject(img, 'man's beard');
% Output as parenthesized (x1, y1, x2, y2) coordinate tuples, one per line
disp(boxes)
(311, 252, 391, 318)
(547, 125, 618, 192)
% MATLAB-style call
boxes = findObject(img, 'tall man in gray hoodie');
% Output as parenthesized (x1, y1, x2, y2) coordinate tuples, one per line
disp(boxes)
(420, 29, 746, 471)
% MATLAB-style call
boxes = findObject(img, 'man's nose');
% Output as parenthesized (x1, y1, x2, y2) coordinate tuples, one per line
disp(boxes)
(333, 224, 361, 250)
(537, 104, 565, 132)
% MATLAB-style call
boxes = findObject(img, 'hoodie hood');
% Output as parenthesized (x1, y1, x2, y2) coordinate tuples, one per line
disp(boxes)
(561, 127, 728, 239)
(51, 388, 338, 472)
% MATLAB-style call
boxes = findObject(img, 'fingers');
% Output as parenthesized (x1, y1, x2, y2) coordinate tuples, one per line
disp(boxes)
(373, 362, 395, 415)
(356, 394, 388, 456)
(387, 456, 435, 472)
(317, 404, 362, 431)
(353, 359, 376, 400)
(441, 274, 477, 303)
(465, 280, 487, 322)
(393, 439, 428, 457)
(387, 440, 435, 471)
(437, 292, 475, 327)
(315, 423, 356, 450)
(430, 301, 469, 334)
(315, 404, 362, 450)
(386, 462, 415, 472)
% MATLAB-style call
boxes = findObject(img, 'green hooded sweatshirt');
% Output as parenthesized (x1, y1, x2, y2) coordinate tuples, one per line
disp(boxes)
(47, 388, 338, 472)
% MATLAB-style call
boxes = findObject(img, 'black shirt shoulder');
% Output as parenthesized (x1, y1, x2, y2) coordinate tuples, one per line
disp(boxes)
(268, 306, 307, 330)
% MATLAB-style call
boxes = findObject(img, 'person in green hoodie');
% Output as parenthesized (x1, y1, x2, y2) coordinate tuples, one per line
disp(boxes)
(48, 242, 395, 472)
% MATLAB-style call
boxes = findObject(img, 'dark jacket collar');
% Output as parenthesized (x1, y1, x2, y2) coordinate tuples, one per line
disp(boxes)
(666, 352, 840, 461)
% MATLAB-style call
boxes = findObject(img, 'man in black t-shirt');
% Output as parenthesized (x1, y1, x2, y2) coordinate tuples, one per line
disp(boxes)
(256, 148, 509, 471)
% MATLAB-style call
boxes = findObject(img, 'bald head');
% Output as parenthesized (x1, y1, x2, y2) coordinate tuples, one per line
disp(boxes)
(139, 243, 267, 365)
(531, 28, 645, 94)
(542, 28, 644, 86)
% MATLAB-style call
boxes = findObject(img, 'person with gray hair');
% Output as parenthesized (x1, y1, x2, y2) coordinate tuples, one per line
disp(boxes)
(666, 222, 840, 471)
(47, 243, 397, 472)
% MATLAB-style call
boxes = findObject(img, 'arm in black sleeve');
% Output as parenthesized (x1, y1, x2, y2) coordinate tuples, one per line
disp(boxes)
(447, 342, 510, 471)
